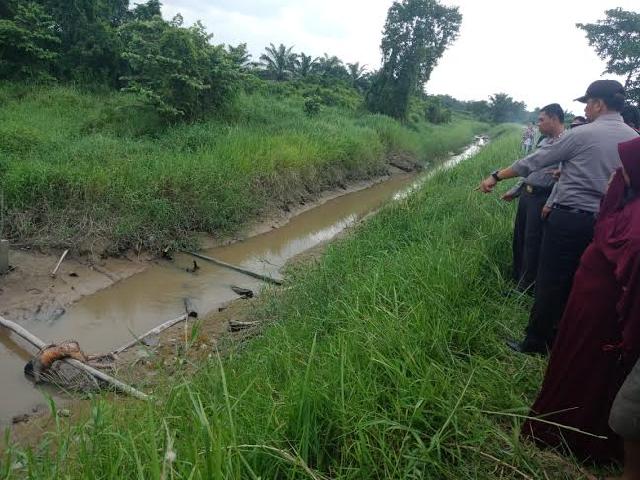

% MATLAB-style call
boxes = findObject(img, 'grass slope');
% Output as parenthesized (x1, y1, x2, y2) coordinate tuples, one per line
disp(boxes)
(0, 84, 485, 253)
(1, 130, 587, 479)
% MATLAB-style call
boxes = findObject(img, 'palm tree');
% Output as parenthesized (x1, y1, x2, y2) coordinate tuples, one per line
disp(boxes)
(259, 43, 298, 81)
(347, 62, 367, 84)
(296, 53, 317, 78)
(312, 53, 347, 79)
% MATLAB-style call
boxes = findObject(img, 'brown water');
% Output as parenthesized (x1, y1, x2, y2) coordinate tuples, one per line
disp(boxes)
(0, 139, 485, 424)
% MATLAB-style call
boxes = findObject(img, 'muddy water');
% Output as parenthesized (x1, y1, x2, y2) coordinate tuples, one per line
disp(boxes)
(0, 140, 485, 424)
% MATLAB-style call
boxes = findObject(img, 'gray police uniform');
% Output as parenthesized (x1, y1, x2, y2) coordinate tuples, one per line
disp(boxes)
(510, 113, 638, 350)
(509, 135, 561, 291)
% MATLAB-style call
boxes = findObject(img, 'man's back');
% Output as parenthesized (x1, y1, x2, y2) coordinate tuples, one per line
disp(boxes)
(557, 113, 638, 212)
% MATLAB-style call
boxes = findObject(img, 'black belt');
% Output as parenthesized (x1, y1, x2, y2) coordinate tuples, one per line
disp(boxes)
(552, 203, 597, 217)
(524, 184, 553, 195)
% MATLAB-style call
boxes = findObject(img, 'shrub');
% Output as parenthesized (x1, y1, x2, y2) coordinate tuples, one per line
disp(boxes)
(118, 15, 241, 122)
(303, 96, 322, 116)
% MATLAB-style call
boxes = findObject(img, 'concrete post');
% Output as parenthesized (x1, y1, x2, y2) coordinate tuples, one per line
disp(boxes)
(0, 240, 9, 274)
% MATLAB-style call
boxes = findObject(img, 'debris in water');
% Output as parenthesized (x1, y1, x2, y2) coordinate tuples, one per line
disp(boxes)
(49, 307, 66, 321)
(24, 339, 111, 389)
(183, 297, 198, 318)
(230, 285, 253, 299)
(142, 334, 160, 348)
(161, 246, 174, 260)
(12, 414, 29, 424)
(185, 260, 200, 273)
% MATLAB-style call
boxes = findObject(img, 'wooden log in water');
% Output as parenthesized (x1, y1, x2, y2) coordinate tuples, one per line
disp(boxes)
(0, 315, 149, 401)
(183, 297, 198, 318)
(182, 251, 283, 286)
(111, 313, 189, 355)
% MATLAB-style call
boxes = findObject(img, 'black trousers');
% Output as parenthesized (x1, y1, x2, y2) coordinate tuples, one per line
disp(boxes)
(523, 208, 596, 349)
(512, 188, 551, 291)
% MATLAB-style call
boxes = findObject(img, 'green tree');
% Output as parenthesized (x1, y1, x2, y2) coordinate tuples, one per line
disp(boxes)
(347, 62, 368, 90)
(577, 8, 640, 105)
(0, 1, 60, 81)
(312, 53, 348, 80)
(423, 96, 451, 124)
(0, 0, 14, 18)
(259, 43, 297, 81)
(467, 100, 491, 121)
(129, 0, 160, 21)
(296, 52, 317, 78)
(119, 15, 239, 121)
(226, 42, 251, 69)
(366, 0, 461, 120)
(35, 0, 130, 84)
(488, 93, 527, 123)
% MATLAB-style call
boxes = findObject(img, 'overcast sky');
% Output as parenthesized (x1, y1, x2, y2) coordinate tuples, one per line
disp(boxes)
(161, 0, 638, 114)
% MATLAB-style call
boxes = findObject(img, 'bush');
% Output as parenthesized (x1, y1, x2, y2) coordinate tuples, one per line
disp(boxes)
(118, 15, 241, 122)
(303, 96, 322, 116)
(424, 99, 452, 124)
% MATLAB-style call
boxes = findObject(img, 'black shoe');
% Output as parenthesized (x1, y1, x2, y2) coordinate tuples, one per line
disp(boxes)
(506, 339, 547, 356)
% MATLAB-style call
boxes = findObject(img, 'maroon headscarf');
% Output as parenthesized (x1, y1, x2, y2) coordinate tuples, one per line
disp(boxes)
(595, 136, 640, 363)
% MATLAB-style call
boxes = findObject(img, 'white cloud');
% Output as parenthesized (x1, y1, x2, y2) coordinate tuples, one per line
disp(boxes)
(162, 0, 639, 114)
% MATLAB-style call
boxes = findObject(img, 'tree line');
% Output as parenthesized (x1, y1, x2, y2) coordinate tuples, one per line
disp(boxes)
(0, 0, 466, 124)
(1, 0, 635, 124)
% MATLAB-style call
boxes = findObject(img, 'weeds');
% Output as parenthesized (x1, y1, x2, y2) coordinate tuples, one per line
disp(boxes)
(0, 84, 486, 253)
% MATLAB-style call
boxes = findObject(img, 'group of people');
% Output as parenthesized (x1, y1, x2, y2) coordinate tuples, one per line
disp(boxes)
(478, 79, 640, 477)
(522, 122, 537, 154)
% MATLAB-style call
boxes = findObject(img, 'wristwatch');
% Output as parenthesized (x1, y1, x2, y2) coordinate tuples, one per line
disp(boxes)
(491, 170, 501, 182)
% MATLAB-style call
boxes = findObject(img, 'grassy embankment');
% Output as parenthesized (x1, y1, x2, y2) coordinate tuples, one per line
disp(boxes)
(1, 130, 585, 479)
(0, 84, 485, 253)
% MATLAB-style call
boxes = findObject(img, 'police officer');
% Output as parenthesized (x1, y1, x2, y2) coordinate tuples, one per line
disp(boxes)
(479, 80, 639, 354)
(502, 103, 565, 292)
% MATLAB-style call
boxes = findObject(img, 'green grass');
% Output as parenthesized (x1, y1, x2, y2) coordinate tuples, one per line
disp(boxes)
(0, 84, 486, 253)
(1, 130, 589, 479)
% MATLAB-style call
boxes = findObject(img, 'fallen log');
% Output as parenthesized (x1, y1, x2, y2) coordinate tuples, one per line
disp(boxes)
(0, 315, 148, 401)
(111, 313, 189, 355)
(183, 251, 283, 286)
(183, 297, 198, 318)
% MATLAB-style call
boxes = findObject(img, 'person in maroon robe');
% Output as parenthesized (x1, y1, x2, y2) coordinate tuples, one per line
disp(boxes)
(521, 135, 640, 463)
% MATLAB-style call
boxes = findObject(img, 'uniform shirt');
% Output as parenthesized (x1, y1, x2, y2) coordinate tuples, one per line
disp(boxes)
(523, 135, 561, 189)
(511, 113, 639, 213)
(505, 135, 562, 198)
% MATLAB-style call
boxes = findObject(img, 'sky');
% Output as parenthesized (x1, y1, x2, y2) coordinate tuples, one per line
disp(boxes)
(161, 0, 639, 114)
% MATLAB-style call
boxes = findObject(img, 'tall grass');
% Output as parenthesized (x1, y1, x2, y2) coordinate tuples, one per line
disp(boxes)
(0, 84, 485, 253)
(1, 130, 585, 479)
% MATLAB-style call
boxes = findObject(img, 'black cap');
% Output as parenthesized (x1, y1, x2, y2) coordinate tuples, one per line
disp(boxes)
(575, 80, 625, 103)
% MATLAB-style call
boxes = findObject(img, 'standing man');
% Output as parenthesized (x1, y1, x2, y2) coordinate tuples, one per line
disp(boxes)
(522, 123, 535, 154)
(478, 80, 638, 354)
(503, 104, 565, 292)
